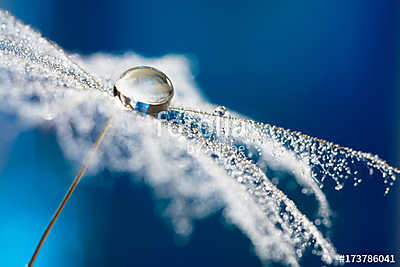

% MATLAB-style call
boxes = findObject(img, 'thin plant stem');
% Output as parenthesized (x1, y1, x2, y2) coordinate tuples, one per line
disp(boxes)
(27, 117, 112, 267)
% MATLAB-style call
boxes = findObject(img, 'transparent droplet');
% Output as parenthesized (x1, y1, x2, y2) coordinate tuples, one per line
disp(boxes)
(384, 187, 390, 195)
(113, 66, 174, 115)
(334, 183, 343, 191)
(214, 105, 226, 117)
(42, 113, 54, 120)
(271, 177, 279, 185)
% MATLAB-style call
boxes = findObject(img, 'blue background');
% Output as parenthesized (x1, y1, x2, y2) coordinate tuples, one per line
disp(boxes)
(0, 0, 399, 266)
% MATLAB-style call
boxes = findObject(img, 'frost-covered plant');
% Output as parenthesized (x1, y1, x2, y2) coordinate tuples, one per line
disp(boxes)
(0, 9, 397, 266)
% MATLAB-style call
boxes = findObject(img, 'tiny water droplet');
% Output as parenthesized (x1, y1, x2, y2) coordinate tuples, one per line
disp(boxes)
(322, 218, 330, 227)
(301, 188, 310, 194)
(271, 177, 279, 185)
(334, 183, 343, 191)
(214, 105, 226, 117)
(42, 112, 54, 120)
(384, 187, 390, 195)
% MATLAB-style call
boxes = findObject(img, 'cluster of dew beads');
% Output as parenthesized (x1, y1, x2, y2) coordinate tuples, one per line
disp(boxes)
(158, 110, 339, 265)
(165, 108, 333, 226)
(0, 7, 395, 265)
(251, 124, 398, 195)
(0, 10, 106, 92)
(170, 108, 398, 196)
(1, 8, 397, 195)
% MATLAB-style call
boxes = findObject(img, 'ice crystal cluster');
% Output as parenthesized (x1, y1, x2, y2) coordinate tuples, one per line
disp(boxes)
(0, 9, 397, 266)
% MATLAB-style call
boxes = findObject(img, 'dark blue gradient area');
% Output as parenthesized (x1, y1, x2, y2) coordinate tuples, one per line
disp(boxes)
(0, 0, 399, 266)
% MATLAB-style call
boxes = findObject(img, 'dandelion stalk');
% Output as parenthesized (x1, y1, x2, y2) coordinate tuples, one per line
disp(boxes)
(27, 117, 112, 267)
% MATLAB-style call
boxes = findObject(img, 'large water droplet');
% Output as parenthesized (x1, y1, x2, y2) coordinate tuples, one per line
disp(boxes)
(113, 66, 174, 114)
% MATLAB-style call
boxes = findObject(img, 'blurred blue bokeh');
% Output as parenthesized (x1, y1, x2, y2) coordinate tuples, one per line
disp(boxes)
(0, 0, 399, 266)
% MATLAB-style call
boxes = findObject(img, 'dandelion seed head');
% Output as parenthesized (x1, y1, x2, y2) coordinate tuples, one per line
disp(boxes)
(1, 8, 397, 266)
